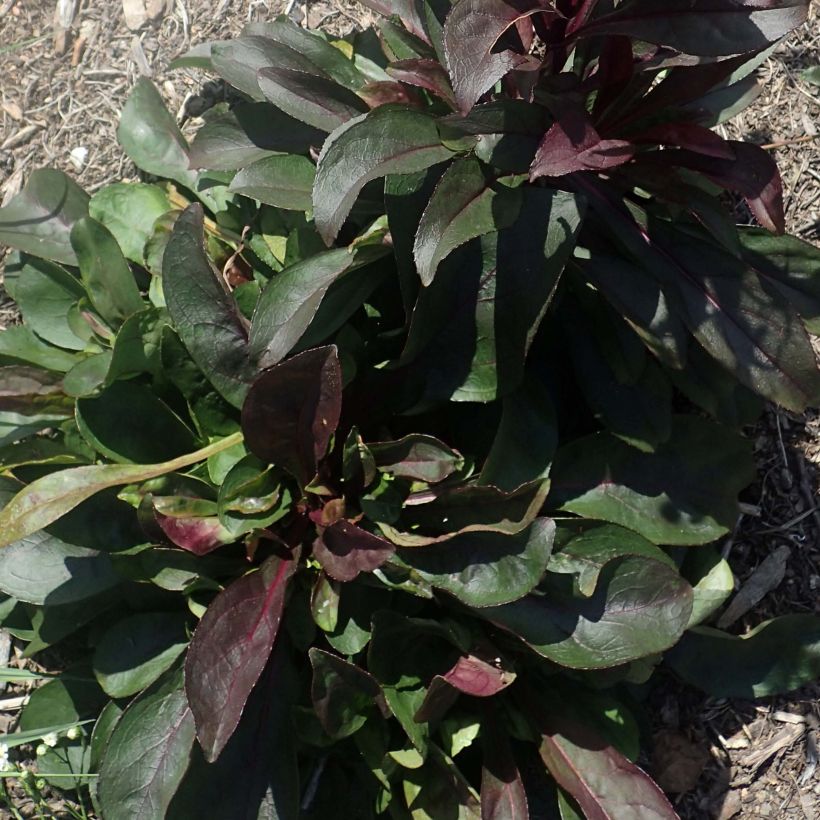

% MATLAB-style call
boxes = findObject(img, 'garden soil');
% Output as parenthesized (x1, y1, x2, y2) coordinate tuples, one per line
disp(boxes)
(1, 2, 820, 818)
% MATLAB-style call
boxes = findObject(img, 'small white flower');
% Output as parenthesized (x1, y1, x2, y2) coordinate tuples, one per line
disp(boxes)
(35, 744, 48, 758)
(35, 779, 46, 791)
(41, 732, 58, 748)
(66, 726, 81, 741)
(0, 749, 12, 773)
(69, 146, 88, 172)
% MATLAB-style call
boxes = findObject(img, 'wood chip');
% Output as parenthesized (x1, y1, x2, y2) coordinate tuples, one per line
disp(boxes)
(1, 101, 23, 121)
(717, 545, 791, 629)
(122, 0, 168, 31)
(1, 124, 41, 151)
(740, 724, 804, 772)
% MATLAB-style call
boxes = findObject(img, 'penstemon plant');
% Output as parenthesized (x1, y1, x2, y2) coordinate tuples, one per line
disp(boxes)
(1, 2, 820, 818)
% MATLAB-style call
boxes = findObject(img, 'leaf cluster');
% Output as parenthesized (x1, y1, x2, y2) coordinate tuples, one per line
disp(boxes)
(1, 2, 820, 818)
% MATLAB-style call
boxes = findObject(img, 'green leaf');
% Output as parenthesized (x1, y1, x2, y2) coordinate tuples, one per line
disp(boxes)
(107, 307, 169, 382)
(0, 325, 78, 372)
(393, 518, 555, 607)
(480, 377, 557, 492)
(0, 169, 89, 265)
(668, 615, 820, 698)
(97, 685, 196, 820)
(313, 107, 457, 245)
(0, 432, 243, 548)
(11, 256, 89, 350)
(548, 523, 676, 597)
(802, 66, 820, 86)
(70, 217, 145, 326)
(249, 248, 354, 368)
(413, 157, 521, 285)
(93, 612, 189, 698)
(216, 454, 290, 537)
(0, 666, 48, 683)
(20, 665, 106, 731)
(63, 352, 114, 398)
(229, 154, 316, 210)
(485, 557, 693, 669)
(368, 434, 464, 484)
(257, 66, 368, 132)
(76, 380, 197, 464)
(549, 416, 756, 546)
(683, 546, 735, 628)
(88, 183, 171, 266)
(163, 204, 254, 407)
(117, 78, 197, 191)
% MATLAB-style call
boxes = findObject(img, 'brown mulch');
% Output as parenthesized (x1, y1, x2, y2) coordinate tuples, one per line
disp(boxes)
(1, 2, 820, 818)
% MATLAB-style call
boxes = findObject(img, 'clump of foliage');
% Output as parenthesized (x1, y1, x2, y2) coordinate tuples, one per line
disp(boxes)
(2, 1, 820, 818)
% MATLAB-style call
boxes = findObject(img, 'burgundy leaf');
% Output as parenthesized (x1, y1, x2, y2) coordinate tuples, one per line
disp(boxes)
(154, 513, 233, 556)
(356, 0, 430, 41)
(387, 59, 457, 107)
(629, 122, 736, 159)
(313, 520, 395, 582)
(358, 81, 421, 109)
(565, 0, 601, 36)
(443, 0, 552, 114)
(653, 142, 784, 233)
(415, 654, 516, 723)
(481, 714, 529, 820)
(241, 346, 342, 485)
(184, 553, 298, 761)
(590, 37, 635, 120)
(368, 433, 464, 483)
(530, 108, 634, 179)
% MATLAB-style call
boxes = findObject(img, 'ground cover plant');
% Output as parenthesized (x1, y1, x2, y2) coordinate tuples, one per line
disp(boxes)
(1, 1, 820, 818)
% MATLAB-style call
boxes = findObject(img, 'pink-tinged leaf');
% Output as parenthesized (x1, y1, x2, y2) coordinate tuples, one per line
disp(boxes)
(0, 366, 72, 415)
(530, 108, 634, 179)
(565, 0, 601, 36)
(443, 0, 552, 114)
(357, 0, 430, 42)
(537, 709, 678, 820)
(481, 714, 529, 820)
(153, 513, 234, 556)
(654, 142, 784, 233)
(387, 59, 457, 107)
(312, 521, 395, 582)
(358, 81, 421, 109)
(630, 122, 736, 159)
(415, 654, 516, 723)
(241, 346, 342, 485)
(185, 553, 298, 762)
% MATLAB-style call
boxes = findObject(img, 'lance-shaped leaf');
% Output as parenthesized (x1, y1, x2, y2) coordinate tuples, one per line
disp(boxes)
(533, 695, 679, 820)
(481, 713, 529, 820)
(443, 0, 549, 114)
(530, 108, 634, 180)
(163, 205, 254, 408)
(184, 553, 298, 761)
(739, 227, 820, 334)
(629, 122, 735, 159)
(484, 557, 693, 669)
(387, 59, 456, 107)
(70, 217, 144, 327)
(117, 78, 198, 192)
(249, 249, 354, 369)
(313, 107, 456, 245)
(548, 523, 675, 597)
(309, 648, 385, 739)
(211, 35, 323, 100)
(257, 67, 368, 132)
(242, 346, 342, 485)
(358, 0, 430, 41)
(0, 432, 243, 548)
(416, 654, 516, 723)
(229, 154, 316, 211)
(368, 434, 464, 484)
(0, 367, 72, 416)
(97, 685, 196, 820)
(572, 0, 809, 58)
(549, 417, 755, 546)
(668, 615, 820, 698)
(144, 496, 235, 556)
(380, 479, 550, 547)
(414, 157, 522, 285)
(313, 521, 395, 582)
(0, 169, 89, 266)
(393, 518, 555, 607)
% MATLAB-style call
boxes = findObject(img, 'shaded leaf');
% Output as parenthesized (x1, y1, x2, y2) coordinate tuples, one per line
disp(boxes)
(257, 66, 368, 132)
(0, 169, 89, 266)
(249, 249, 354, 369)
(98, 685, 196, 820)
(241, 346, 342, 485)
(387, 58, 456, 107)
(229, 154, 316, 211)
(314, 521, 395, 582)
(549, 416, 756, 546)
(485, 557, 693, 669)
(393, 518, 555, 607)
(185, 553, 298, 761)
(668, 615, 820, 698)
(163, 204, 254, 408)
(0, 366, 72, 416)
(313, 107, 456, 245)
(481, 715, 528, 820)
